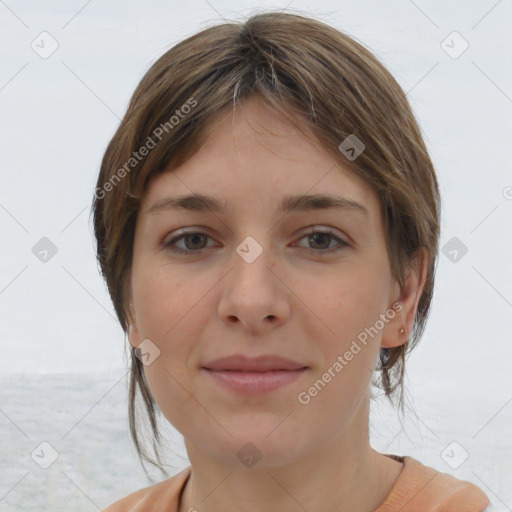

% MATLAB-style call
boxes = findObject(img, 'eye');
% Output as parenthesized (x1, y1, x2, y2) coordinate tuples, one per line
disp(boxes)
(163, 230, 215, 255)
(294, 228, 349, 253)
(162, 227, 349, 256)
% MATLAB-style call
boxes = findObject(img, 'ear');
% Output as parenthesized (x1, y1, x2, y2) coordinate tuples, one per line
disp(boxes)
(127, 302, 142, 349)
(381, 247, 428, 349)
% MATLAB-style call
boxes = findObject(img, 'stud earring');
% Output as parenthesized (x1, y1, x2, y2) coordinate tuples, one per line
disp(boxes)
(399, 328, 405, 334)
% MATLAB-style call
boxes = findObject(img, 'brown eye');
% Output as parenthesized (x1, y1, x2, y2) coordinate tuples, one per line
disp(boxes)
(163, 231, 214, 254)
(307, 232, 332, 250)
(295, 228, 349, 253)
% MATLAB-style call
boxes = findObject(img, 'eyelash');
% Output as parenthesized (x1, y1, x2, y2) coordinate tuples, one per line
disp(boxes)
(162, 228, 349, 256)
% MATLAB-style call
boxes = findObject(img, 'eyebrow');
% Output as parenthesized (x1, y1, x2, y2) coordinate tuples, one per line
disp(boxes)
(147, 193, 369, 216)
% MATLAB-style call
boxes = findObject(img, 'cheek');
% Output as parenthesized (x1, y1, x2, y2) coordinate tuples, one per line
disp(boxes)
(309, 267, 388, 339)
(135, 270, 204, 434)
(132, 265, 210, 379)
(299, 264, 387, 398)
(132, 265, 194, 339)
(296, 275, 382, 419)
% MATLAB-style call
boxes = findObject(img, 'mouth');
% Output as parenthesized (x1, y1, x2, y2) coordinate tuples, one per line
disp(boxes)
(201, 354, 309, 394)
(202, 368, 308, 394)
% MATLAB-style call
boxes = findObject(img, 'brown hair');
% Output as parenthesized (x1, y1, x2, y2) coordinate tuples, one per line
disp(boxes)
(92, 10, 440, 476)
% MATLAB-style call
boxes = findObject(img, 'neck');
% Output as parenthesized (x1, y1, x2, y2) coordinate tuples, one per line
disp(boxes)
(177, 399, 403, 512)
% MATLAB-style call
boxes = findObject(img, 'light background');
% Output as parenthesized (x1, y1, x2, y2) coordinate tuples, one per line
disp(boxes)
(0, 0, 511, 510)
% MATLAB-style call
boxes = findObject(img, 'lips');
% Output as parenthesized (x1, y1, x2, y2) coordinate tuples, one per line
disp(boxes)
(202, 354, 308, 372)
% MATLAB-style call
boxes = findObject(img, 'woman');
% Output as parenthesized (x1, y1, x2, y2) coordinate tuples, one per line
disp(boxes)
(94, 11, 490, 511)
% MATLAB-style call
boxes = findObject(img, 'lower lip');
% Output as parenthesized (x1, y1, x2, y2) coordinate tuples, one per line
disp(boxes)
(202, 368, 307, 394)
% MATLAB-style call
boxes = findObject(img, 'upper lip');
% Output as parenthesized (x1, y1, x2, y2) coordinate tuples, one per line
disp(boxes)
(202, 355, 308, 372)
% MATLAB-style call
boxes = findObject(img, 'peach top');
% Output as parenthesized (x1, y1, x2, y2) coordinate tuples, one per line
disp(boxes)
(103, 455, 489, 511)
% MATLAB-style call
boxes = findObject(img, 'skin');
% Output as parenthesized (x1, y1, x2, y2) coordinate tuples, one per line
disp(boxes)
(127, 95, 427, 512)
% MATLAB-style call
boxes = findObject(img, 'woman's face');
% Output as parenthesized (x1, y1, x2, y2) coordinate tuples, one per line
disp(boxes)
(128, 96, 408, 469)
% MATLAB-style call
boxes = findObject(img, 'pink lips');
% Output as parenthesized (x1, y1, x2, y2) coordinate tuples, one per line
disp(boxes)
(202, 354, 308, 394)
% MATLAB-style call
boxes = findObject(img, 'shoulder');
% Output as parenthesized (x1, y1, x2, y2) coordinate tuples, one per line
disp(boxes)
(102, 467, 191, 512)
(378, 456, 490, 512)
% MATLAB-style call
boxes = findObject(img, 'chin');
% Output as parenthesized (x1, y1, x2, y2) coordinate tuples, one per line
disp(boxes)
(199, 424, 312, 469)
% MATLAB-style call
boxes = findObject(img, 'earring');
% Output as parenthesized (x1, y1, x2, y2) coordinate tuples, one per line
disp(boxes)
(399, 328, 405, 334)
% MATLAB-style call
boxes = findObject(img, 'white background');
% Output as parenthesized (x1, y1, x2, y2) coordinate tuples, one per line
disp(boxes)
(0, 0, 511, 510)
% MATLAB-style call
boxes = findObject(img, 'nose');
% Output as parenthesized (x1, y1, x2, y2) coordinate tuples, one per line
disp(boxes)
(217, 236, 291, 335)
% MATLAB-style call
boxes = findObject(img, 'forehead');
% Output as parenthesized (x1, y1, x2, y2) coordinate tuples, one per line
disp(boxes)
(141, 96, 379, 217)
